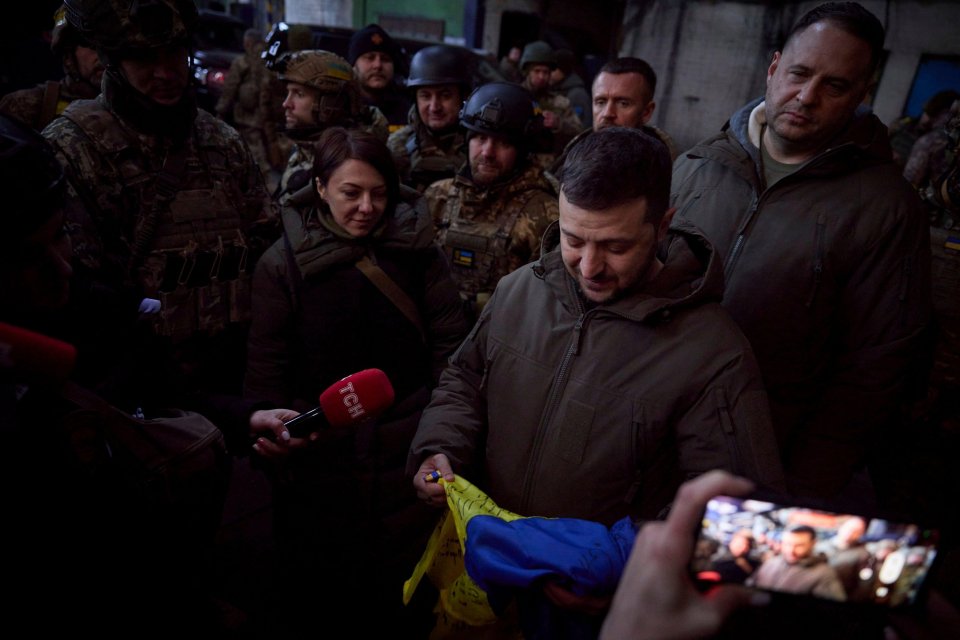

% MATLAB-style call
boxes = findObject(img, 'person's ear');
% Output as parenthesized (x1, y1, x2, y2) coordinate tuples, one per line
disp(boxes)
(657, 207, 677, 242)
(315, 177, 326, 199)
(641, 100, 656, 124)
(766, 51, 782, 88)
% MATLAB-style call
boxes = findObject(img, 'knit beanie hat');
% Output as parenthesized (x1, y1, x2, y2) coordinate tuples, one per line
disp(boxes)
(348, 23, 397, 65)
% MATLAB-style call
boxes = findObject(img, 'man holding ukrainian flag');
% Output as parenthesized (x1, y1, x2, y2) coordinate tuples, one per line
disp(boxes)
(407, 126, 785, 638)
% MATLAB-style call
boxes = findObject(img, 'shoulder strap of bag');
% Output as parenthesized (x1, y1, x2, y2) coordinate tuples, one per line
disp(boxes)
(39, 80, 61, 130)
(355, 255, 426, 342)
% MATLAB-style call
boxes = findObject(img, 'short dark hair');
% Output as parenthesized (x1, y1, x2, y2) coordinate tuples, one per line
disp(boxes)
(785, 524, 817, 540)
(787, 2, 885, 76)
(558, 127, 670, 225)
(312, 127, 400, 211)
(598, 57, 657, 98)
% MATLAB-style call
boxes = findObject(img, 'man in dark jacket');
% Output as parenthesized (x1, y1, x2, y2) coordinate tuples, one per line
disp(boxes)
(411, 127, 784, 637)
(671, 2, 932, 503)
(348, 23, 411, 131)
(548, 57, 677, 184)
(748, 525, 847, 601)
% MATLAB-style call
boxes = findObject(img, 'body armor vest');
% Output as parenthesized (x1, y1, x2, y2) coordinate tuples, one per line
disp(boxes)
(62, 102, 254, 339)
(435, 191, 532, 301)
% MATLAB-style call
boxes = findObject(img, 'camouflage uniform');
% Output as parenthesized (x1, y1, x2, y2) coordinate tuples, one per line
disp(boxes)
(0, 75, 99, 132)
(34, 0, 278, 413)
(904, 108, 955, 188)
(525, 83, 583, 169)
(426, 162, 559, 313)
(387, 105, 467, 192)
(216, 49, 270, 176)
(0, 4, 100, 131)
(42, 86, 276, 343)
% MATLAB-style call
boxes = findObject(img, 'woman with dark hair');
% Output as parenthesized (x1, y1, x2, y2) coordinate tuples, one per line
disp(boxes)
(244, 126, 469, 636)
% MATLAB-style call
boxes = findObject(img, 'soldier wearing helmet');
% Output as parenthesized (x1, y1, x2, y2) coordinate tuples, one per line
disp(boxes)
(425, 82, 559, 318)
(258, 23, 315, 178)
(519, 40, 583, 166)
(0, 4, 104, 131)
(1, 111, 235, 633)
(41, 0, 276, 413)
(273, 48, 389, 202)
(387, 45, 473, 192)
(215, 29, 272, 186)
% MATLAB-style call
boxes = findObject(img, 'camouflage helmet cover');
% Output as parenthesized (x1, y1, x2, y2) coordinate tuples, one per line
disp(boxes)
(459, 82, 543, 143)
(63, 0, 198, 53)
(276, 50, 361, 128)
(276, 49, 354, 93)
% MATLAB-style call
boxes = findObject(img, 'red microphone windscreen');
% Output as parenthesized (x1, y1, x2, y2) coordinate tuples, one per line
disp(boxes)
(318, 368, 396, 427)
(0, 322, 77, 383)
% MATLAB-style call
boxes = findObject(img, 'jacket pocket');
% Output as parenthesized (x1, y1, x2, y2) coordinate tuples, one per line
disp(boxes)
(557, 399, 595, 465)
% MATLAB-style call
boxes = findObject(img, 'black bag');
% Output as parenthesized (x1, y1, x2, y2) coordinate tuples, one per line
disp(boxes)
(60, 383, 231, 560)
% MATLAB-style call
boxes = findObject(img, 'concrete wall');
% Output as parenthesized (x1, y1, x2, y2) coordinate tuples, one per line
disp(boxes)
(621, 0, 960, 154)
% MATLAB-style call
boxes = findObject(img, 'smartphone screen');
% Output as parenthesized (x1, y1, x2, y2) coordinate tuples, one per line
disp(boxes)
(691, 495, 940, 608)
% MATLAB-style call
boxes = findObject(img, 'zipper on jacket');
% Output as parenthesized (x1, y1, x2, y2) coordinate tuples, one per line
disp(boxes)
(624, 405, 645, 505)
(722, 144, 850, 282)
(519, 312, 587, 514)
(722, 198, 759, 281)
(805, 212, 827, 308)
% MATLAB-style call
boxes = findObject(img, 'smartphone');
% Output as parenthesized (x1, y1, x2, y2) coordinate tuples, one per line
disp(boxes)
(690, 494, 940, 609)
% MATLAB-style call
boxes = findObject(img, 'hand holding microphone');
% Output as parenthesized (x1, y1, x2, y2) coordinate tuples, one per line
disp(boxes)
(250, 369, 395, 458)
(0, 322, 77, 385)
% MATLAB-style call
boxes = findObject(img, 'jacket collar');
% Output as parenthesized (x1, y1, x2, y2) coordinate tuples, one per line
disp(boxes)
(534, 219, 723, 322)
(723, 97, 892, 168)
(281, 186, 434, 278)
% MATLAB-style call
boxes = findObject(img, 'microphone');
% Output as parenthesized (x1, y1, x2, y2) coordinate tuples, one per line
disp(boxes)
(282, 368, 395, 437)
(0, 322, 77, 384)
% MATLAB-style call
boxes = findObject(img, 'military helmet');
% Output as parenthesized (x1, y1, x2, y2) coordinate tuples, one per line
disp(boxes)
(276, 49, 354, 93)
(262, 22, 314, 70)
(459, 82, 543, 143)
(63, 0, 198, 53)
(0, 114, 65, 240)
(519, 41, 556, 72)
(51, 4, 86, 54)
(276, 50, 360, 129)
(407, 45, 473, 93)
